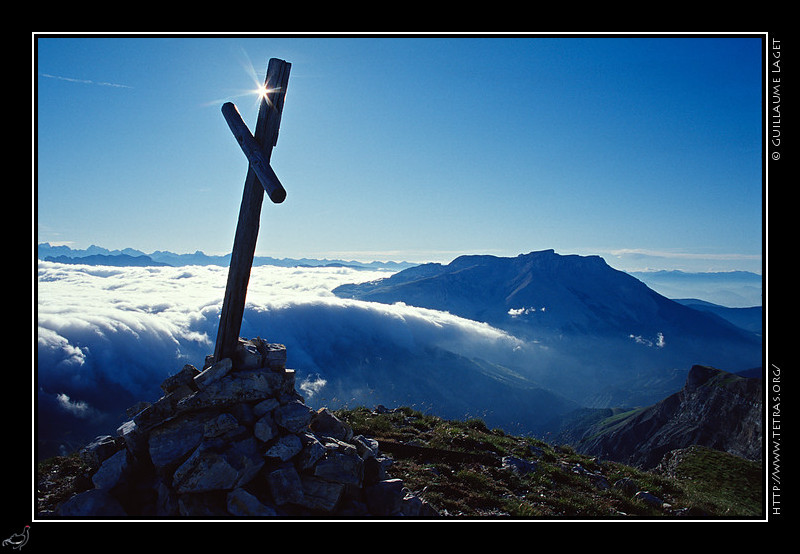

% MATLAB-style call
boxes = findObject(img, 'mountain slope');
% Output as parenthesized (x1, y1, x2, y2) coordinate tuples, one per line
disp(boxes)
(333, 250, 762, 407)
(573, 365, 762, 469)
(335, 406, 763, 517)
(285, 335, 579, 438)
(675, 299, 762, 336)
(334, 250, 757, 342)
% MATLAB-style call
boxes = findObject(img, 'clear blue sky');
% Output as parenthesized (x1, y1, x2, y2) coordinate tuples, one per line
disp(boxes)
(35, 34, 764, 273)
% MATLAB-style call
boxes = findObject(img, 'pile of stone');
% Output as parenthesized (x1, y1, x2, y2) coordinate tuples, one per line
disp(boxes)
(56, 337, 437, 518)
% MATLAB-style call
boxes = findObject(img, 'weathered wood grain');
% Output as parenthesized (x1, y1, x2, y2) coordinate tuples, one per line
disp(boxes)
(221, 102, 286, 204)
(214, 58, 291, 363)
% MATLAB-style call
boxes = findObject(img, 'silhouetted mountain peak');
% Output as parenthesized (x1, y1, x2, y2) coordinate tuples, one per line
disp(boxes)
(333, 249, 762, 404)
(334, 250, 671, 336)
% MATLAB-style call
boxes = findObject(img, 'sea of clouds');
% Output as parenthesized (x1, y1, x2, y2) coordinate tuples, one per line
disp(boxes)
(36, 261, 527, 457)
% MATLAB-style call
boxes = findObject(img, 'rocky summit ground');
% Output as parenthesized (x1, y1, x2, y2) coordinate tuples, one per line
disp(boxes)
(38, 404, 764, 520)
(333, 406, 764, 519)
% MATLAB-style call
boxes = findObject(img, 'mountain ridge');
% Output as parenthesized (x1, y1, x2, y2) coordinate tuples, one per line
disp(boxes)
(336, 249, 758, 327)
(332, 249, 762, 409)
(44, 254, 172, 267)
(332, 250, 760, 355)
(36, 242, 416, 271)
(36, 243, 761, 308)
(572, 365, 762, 469)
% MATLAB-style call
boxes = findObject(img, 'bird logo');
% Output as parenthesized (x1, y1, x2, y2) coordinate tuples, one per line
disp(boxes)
(2, 526, 29, 550)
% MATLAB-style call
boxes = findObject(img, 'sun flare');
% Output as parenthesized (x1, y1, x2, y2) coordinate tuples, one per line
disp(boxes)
(255, 84, 282, 108)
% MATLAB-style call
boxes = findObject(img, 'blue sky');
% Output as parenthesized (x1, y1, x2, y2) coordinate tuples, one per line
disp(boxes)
(35, 34, 765, 273)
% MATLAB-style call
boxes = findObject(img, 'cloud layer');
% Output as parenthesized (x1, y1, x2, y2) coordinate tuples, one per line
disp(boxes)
(36, 262, 526, 457)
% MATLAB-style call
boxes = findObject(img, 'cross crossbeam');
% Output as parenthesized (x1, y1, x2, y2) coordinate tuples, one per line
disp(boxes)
(214, 58, 291, 363)
(221, 102, 286, 204)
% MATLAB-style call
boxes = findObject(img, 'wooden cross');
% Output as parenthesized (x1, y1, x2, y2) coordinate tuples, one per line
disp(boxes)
(214, 58, 291, 363)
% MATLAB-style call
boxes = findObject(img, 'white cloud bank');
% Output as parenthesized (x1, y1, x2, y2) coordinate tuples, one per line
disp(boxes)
(36, 261, 528, 456)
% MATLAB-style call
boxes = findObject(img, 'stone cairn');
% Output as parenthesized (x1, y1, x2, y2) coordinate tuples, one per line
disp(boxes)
(57, 337, 437, 518)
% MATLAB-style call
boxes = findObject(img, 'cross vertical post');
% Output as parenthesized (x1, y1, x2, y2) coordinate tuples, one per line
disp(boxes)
(214, 58, 291, 363)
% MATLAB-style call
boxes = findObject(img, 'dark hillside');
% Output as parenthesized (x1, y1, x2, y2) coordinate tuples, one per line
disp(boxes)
(575, 365, 762, 469)
(37, 405, 763, 519)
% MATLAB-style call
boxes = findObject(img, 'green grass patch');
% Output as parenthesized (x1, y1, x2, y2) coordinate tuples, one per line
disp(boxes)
(335, 406, 764, 519)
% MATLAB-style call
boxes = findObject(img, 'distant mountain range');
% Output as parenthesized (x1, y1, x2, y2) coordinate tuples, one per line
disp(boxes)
(36, 243, 416, 271)
(630, 269, 762, 308)
(36, 243, 762, 308)
(43, 254, 173, 267)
